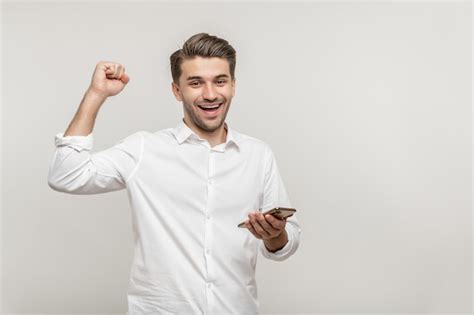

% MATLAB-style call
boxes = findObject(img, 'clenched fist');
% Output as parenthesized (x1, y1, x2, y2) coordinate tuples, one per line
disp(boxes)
(89, 61, 130, 97)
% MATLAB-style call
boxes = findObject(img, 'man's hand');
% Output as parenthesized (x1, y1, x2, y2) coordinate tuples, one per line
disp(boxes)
(244, 211, 286, 240)
(89, 61, 130, 98)
(244, 211, 289, 252)
(63, 61, 130, 137)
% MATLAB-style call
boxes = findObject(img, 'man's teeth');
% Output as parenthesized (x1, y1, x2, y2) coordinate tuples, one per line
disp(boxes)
(199, 103, 222, 109)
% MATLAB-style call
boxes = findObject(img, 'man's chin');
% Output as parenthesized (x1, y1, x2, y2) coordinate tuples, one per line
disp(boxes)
(198, 120, 225, 133)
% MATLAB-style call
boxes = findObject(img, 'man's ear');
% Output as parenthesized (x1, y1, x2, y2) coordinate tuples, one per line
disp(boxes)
(231, 77, 236, 97)
(171, 81, 183, 101)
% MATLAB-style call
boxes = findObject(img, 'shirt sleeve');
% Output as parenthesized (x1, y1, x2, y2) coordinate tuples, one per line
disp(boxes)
(258, 144, 302, 261)
(47, 131, 144, 195)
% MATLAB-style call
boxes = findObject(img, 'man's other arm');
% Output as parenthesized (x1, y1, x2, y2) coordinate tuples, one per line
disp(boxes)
(258, 145, 302, 261)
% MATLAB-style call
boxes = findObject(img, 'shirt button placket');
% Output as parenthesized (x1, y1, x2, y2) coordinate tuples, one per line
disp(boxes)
(205, 149, 214, 313)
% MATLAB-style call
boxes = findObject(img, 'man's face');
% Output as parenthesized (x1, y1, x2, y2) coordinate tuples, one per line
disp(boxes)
(172, 56, 236, 133)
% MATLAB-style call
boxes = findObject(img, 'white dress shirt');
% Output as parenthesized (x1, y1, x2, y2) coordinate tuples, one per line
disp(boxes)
(48, 119, 301, 315)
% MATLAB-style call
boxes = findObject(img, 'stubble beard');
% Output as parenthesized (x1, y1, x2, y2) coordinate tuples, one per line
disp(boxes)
(183, 100, 231, 133)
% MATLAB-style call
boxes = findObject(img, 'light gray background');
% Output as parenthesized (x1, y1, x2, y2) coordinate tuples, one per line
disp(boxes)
(1, 1, 472, 314)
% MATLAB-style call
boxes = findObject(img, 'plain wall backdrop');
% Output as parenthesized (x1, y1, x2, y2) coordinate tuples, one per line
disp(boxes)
(1, 1, 472, 314)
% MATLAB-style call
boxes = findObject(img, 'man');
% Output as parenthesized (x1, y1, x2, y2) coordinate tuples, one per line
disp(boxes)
(48, 32, 301, 314)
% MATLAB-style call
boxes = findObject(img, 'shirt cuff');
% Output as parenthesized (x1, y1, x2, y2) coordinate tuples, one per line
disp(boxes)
(259, 235, 293, 260)
(54, 132, 93, 152)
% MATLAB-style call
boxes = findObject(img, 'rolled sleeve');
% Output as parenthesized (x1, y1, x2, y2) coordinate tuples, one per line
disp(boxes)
(259, 215, 301, 261)
(54, 132, 93, 152)
(48, 131, 144, 194)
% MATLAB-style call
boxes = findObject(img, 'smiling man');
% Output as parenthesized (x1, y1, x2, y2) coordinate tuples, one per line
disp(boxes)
(172, 56, 233, 147)
(48, 33, 301, 314)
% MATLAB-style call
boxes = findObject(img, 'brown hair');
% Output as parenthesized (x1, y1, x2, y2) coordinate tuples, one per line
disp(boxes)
(170, 33, 236, 85)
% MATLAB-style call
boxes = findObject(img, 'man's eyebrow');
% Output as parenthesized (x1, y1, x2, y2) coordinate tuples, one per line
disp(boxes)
(186, 74, 230, 81)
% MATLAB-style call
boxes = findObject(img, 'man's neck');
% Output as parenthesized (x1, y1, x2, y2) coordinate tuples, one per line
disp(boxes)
(183, 118, 227, 148)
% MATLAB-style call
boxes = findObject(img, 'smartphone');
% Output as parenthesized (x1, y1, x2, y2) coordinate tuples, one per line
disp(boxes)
(237, 207, 296, 228)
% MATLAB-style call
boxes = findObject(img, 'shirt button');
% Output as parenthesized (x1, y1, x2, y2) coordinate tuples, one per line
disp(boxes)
(206, 248, 210, 254)
(206, 214, 210, 220)
(207, 283, 211, 289)
(208, 179, 213, 185)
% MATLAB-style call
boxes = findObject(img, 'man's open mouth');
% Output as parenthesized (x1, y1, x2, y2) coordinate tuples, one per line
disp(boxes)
(198, 102, 225, 118)
(197, 102, 223, 111)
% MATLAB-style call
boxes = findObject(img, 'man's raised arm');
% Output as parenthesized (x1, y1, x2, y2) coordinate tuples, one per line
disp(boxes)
(47, 61, 143, 195)
(63, 61, 129, 137)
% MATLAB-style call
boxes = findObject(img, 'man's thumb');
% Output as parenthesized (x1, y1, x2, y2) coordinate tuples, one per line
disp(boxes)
(120, 73, 130, 84)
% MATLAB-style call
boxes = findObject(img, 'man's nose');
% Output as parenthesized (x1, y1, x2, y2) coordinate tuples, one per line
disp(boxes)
(202, 83, 217, 101)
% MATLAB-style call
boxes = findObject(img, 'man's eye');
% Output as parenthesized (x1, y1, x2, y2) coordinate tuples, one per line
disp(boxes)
(217, 80, 226, 84)
(190, 82, 200, 86)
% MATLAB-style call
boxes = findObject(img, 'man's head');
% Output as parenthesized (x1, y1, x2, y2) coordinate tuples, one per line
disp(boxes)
(170, 33, 236, 134)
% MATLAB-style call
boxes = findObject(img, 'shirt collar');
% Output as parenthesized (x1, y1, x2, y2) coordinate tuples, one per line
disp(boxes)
(172, 118, 241, 150)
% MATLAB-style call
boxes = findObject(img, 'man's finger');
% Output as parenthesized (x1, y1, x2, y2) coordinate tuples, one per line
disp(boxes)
(119, 66, 126, 79)
(249, 214, 271, 238)
(265, 214, 286, 229)
(257, 214, 279, 235)
(105, 65, 118, 78)
(245, 222, 261, 239)
(114, 65, 122, 78)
